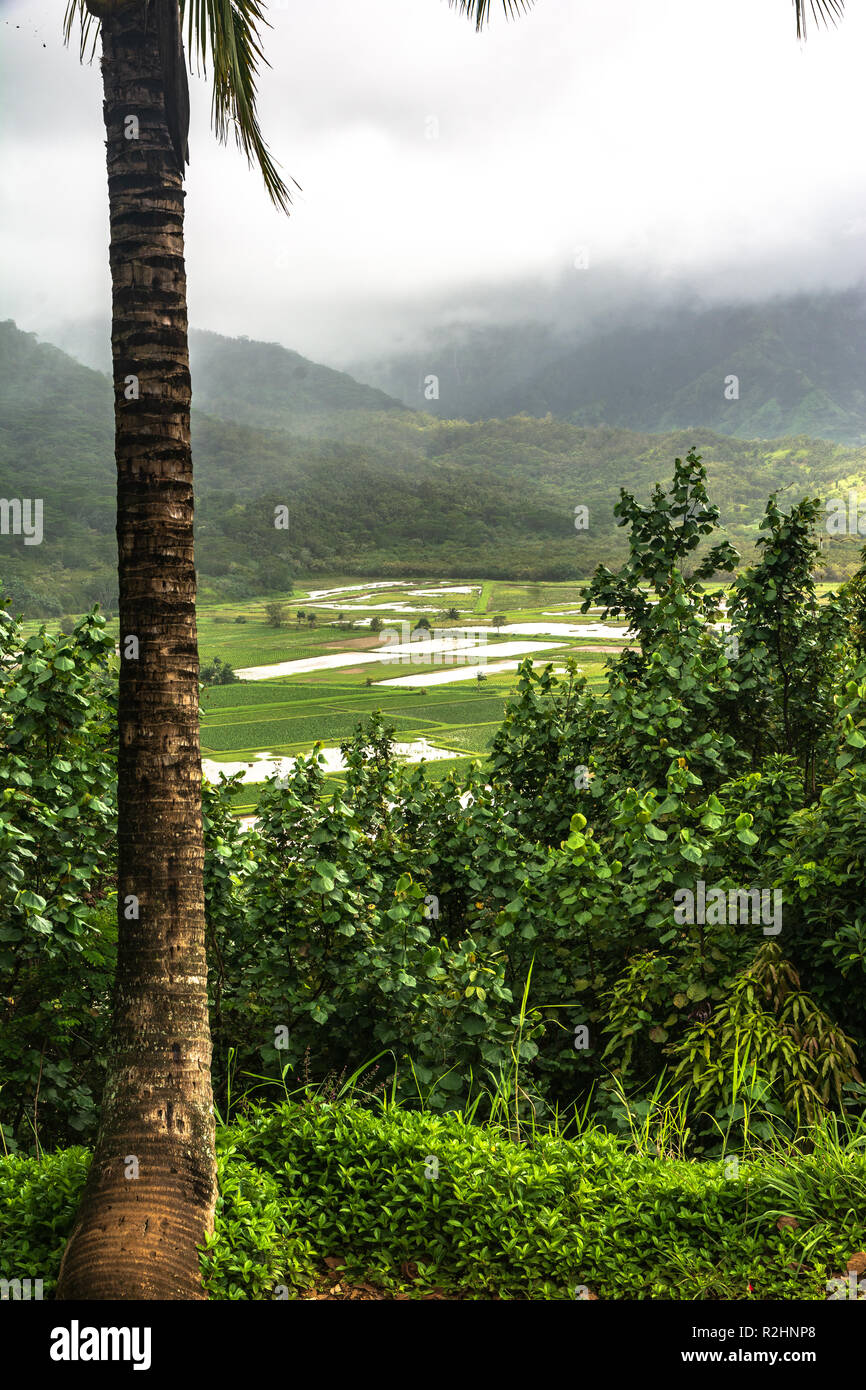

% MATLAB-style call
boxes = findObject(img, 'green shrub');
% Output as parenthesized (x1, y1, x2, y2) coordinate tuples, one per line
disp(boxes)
(199, 1149, 317, 1299)
(0, 1147, 90, 1297)
(2, 1099, 864, 1300)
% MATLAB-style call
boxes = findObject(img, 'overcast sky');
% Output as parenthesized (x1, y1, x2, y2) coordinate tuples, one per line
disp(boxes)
(2, 0, 866, 365)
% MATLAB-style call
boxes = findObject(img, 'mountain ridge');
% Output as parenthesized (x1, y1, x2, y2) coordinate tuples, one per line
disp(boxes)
(2, 317, 865, 620)
(346, 288, 866, 444)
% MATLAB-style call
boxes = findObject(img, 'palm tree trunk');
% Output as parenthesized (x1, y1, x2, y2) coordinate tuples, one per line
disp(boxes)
(56, 0, 216, 1300)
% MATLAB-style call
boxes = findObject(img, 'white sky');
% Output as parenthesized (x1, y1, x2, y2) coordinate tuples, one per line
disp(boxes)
(2, 0, 865, 363)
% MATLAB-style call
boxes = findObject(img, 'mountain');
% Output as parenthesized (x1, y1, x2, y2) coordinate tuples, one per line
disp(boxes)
(2, 319, 865, 620)
(188, 330, 408, 436)
(42, 319, 408, 437)
(347, 289, 866, 444)
(0, 319, 423, 615)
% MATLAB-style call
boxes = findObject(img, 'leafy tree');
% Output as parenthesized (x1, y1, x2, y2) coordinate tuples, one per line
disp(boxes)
(0, 604, 117, 1153)
(775, 662, 866, 1043)
(264, 601, 289, 628)
(725, 493, 849, 793)
(580, 449, 739, 655)
(200, 657, 239, 686)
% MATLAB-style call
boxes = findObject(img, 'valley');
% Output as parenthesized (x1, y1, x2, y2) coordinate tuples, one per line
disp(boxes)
(195, 576, 627, 812)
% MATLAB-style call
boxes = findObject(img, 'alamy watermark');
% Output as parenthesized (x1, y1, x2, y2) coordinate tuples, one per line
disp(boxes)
(0, 497, 43, 545)
(0, 1276, 43, 1300)
(825, 490, 866, 536)
(673, 881, 781, 936)
(826, 1271, 866, 1300)
(377, 622, 487, 667)
(49, 1322, 151, 1370)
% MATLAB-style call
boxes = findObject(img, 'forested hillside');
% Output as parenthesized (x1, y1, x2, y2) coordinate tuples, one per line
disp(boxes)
(2, 318, 866, 617)
(350, 288, 866, 443)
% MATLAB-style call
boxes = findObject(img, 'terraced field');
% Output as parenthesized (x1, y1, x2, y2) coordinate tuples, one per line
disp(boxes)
(27, 576, 630, 815)
(196, 577, 627, 812)
(36, 571, 841, 817)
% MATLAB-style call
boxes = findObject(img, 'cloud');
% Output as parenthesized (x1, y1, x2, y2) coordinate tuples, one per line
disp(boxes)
(2, 0, 866, 363)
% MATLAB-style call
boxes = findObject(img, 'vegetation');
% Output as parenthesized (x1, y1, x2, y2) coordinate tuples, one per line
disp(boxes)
(4, 449, 865, 1301)
(264, 602, 292, 628)
(5, 317, 866, 620)
(201, 657, 240, 687)
(3, 1099, 864, 1300)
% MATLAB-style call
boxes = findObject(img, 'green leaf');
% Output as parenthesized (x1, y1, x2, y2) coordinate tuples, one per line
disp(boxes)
(16, 889, 47, 911)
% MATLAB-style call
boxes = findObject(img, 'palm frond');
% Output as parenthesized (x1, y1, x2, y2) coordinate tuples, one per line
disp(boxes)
(183, 0, 295, 211)
(447, 0, 535, 33)
(63, 0, 295, 212)
(794, 0, 845, 39)
(63, 0, 99, 63)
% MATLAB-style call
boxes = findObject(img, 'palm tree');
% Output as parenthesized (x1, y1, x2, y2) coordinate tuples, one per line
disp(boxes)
(57, 0, 529, 1302)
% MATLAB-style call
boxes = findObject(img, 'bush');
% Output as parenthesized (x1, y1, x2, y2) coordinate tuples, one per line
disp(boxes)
(4, 1101, 863, 1300)
(201, 656, 240, 687)
(0, 606, 117, 1153)
(200, 1151, 318, 1299)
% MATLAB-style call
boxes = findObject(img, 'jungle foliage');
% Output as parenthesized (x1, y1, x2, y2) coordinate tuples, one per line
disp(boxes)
(3, 452, 866, 1161)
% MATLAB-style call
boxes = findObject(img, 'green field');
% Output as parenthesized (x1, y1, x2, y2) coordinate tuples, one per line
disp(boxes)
(160, 574, 846, 818)
(29, 576, 633, 814)
(191, 577, 631, 810)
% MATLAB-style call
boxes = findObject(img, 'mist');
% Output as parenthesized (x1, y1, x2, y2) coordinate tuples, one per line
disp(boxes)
(3, 0, 866, 365)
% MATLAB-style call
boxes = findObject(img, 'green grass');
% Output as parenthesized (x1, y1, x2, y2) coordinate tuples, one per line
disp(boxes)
(391, 695, 508, 722)
(436, 724, 500, 753)
(200, 682, 357, 709)
(474, 581, 494, 614)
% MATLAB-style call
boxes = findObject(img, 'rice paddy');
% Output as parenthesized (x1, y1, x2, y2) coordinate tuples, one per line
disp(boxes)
(196, 577, 627, 812)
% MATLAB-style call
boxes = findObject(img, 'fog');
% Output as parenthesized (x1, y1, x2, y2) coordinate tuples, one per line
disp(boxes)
(2, 0, 865, 366)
